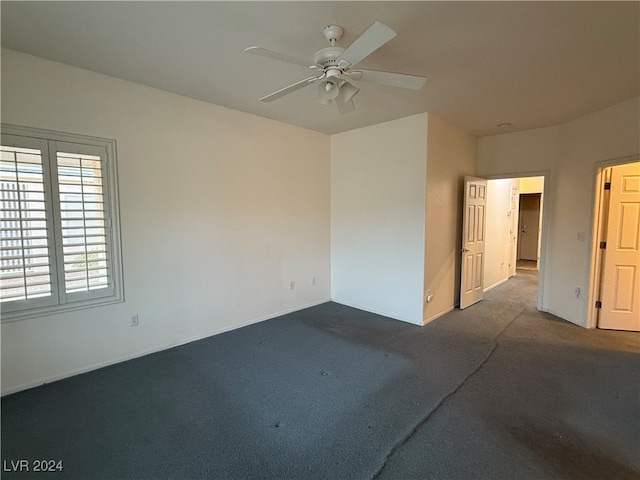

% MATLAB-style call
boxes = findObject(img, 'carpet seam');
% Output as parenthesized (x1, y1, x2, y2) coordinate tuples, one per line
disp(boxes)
(370, 309, 524, 480)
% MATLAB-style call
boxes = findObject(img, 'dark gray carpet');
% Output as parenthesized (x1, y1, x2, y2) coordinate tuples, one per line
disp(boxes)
(2, 271, 639, 479)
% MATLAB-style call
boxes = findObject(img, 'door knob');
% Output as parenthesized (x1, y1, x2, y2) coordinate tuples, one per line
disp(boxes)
(461, 248, 470, 253)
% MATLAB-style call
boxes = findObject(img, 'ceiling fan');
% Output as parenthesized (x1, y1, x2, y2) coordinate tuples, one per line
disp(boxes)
(245, 21, 427, 114)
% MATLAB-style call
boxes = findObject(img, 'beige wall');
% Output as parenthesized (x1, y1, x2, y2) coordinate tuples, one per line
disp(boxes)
(478, 97, 640, 326)
(423, 115, 477, 324)
(519, 176, 544, 194)
(1, 49, 331, 394)
(331, 114, 428, 324)
(330, 112, 476, 326)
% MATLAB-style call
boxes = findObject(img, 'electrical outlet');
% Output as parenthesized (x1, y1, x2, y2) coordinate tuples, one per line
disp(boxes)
(312, 277, 317, 286)
(130, 313, 139, 326)
(290, 281, 295, 290)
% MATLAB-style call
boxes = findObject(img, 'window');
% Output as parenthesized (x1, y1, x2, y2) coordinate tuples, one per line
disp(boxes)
(1, 125, 123, 321)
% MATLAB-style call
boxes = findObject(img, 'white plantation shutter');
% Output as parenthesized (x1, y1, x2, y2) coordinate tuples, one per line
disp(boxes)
(1, 126, 123, 320)
(0, 137, 58, 309)
(53, 142, 114, 302)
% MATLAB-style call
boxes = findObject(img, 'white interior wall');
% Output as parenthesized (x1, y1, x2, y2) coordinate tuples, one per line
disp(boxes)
(1, 49, 331, 395)
(423, 114, 477, 324)
(330, 114, 428, 324)
(484, 178, 519, 291)
(478, 97, 640, 326)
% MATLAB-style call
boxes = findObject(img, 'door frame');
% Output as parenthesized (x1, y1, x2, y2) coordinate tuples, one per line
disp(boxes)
(587, 155, 640, 329)
(508, 184, 519, 278)
(483, 170, 550, 313)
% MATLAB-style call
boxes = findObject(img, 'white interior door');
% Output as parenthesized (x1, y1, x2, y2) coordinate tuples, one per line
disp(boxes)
(460, 176, 487, 309)
(518, 194, 541, 261)
(598, 162, 640, 331)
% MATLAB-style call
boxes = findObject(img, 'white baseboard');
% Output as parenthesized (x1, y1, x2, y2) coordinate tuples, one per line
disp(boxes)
(483, 277, 509, 293)
(330, 298, 422, 326)
(423, 306, 455, 325)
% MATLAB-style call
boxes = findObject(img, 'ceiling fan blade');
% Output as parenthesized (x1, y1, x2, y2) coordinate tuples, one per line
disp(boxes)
(352, 69, 427, 90)
(244, 46, 310, 68)
(336, 21, 396, 69)
(334, 90, 356, 114)
(259, 75, 322, 102)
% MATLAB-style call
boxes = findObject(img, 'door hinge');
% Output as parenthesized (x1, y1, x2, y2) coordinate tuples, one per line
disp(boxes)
(604, 182, 611, 190)
(595, 301, 602, 309)
(599, 241, 606, 249)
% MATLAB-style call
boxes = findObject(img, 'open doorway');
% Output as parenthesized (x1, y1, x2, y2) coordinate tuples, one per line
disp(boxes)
(483, 175, 546, 304)
(517, 193, 542, 271)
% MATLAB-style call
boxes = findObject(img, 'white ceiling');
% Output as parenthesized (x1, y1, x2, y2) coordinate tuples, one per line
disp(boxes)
(2, 1, 638, 136)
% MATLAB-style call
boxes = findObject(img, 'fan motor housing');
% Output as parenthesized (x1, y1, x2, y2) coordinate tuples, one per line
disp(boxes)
(313, 46, 345, 68)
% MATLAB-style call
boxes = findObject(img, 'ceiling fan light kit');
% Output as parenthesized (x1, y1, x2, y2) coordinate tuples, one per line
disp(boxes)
(245, 21, 427, 114)
(340, 81, 360, 102)
(318, 78, 341, 100)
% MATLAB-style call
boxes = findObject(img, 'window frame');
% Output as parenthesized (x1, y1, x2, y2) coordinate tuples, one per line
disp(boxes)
(1, 124, 124, 322)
